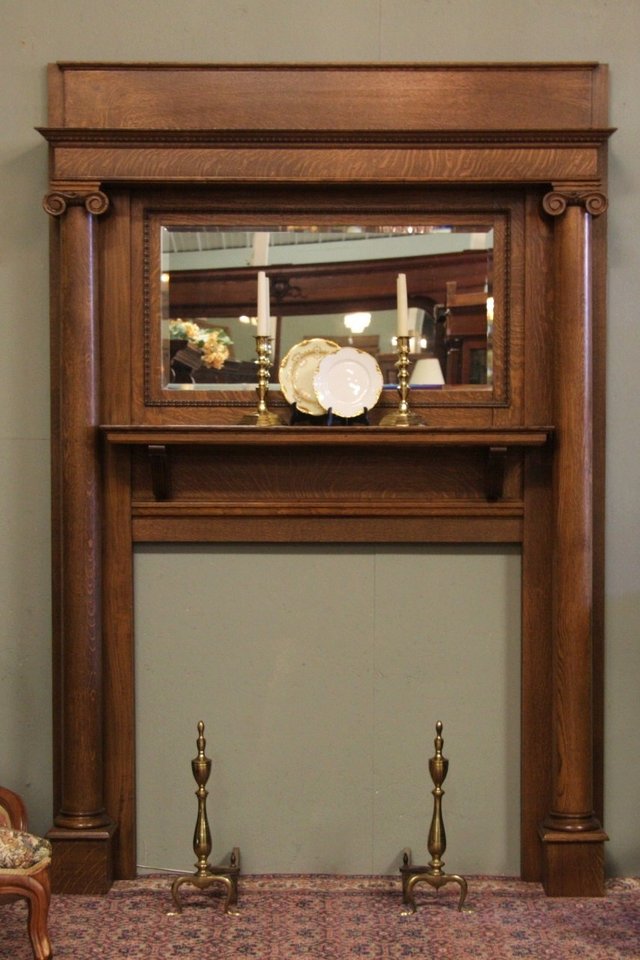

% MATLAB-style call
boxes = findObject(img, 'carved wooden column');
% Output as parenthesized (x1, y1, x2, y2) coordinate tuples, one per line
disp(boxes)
(44, 187, 116, 893)
(539, 189, 608, 896)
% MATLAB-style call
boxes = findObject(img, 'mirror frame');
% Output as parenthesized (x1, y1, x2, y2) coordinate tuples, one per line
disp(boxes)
(144, 200, 511, 408)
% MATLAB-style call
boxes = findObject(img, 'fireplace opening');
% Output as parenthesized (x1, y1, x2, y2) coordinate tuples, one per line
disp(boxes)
(134, 543, 521, 876)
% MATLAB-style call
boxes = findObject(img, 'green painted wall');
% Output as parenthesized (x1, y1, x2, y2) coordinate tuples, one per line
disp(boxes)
(1, 0, 638, 876)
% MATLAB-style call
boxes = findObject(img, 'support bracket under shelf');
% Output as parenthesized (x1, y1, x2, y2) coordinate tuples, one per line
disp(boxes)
(486, 445, 508, 502)
(148, 444, 170, 500)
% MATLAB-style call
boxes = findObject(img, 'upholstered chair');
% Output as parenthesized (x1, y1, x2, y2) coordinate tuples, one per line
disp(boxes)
(0, 786, 53, 959)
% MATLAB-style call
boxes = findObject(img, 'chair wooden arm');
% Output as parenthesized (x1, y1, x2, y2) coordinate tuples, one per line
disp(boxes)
(0, 785, 52, 959)
(0, 785, 29, 831)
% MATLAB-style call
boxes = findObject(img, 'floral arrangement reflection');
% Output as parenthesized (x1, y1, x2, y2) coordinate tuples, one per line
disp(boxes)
(169, 319, 233, 371)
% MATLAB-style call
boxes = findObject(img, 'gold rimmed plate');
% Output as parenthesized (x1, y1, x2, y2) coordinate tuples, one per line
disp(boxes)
(278, 338, 341, 416)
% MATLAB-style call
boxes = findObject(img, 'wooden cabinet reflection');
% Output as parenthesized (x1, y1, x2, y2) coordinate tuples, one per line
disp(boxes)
(437, 282, 491, 386)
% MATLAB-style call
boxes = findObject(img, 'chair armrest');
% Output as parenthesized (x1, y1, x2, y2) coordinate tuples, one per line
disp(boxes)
(0, 787, 29, 832)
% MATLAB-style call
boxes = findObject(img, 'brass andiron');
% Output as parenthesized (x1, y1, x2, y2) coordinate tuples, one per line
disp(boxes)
(400, 721, 468, 914)
(380, 335, 423, 427)
(170, 721, 241, 916)
(240, 335, 283, 425)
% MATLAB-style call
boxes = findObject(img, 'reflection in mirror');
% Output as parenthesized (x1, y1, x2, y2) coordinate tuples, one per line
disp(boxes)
(160, 224, 494, 391)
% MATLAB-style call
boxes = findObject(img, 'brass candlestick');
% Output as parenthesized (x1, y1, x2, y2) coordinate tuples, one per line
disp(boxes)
(380, 336, 423, 427)
(400, 721, 467, 914)
(170, 721, 241, 916)
(240, 335, 283, 425)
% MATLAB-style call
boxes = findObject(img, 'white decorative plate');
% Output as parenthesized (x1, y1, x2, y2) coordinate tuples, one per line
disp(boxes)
(279, 338, 341, 415)
(313, 347, 384, 418)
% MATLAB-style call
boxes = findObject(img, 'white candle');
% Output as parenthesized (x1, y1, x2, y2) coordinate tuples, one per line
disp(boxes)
(397, 273, 409, 337)
(251, 231, 271, 266)
(257, 271, 270, 336)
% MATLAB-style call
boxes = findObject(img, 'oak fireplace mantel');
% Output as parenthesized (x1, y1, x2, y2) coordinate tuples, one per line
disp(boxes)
(39, 62, 612, 896)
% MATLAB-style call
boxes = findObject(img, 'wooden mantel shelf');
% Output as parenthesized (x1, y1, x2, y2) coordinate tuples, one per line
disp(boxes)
(102, 425, 552, 504)
(102, 424, 553, 447)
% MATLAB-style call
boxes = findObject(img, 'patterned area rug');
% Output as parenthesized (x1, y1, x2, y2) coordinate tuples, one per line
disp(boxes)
(2, 874, 640, 959)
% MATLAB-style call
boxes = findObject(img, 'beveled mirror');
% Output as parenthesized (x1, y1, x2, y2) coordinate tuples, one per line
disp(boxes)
(160, 222, 494, 387)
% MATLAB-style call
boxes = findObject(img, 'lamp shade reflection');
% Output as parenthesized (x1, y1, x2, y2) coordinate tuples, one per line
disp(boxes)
(409, 357, 445, 387)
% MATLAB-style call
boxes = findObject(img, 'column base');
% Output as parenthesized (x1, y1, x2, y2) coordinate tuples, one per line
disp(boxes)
(47, 821, 118, 894)
(539, 825, 608, 897)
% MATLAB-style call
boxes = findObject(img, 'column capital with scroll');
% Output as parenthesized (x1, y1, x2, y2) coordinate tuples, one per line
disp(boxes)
(542, 187, 608, 218)
(43, 185, 110, 218)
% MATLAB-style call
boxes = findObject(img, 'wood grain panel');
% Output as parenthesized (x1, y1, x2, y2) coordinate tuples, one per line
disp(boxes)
(131, 514, 523, 544)
(52, 63, 606, 131)
(48, 144, 603, 186)
(129, 444, 523, 509)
